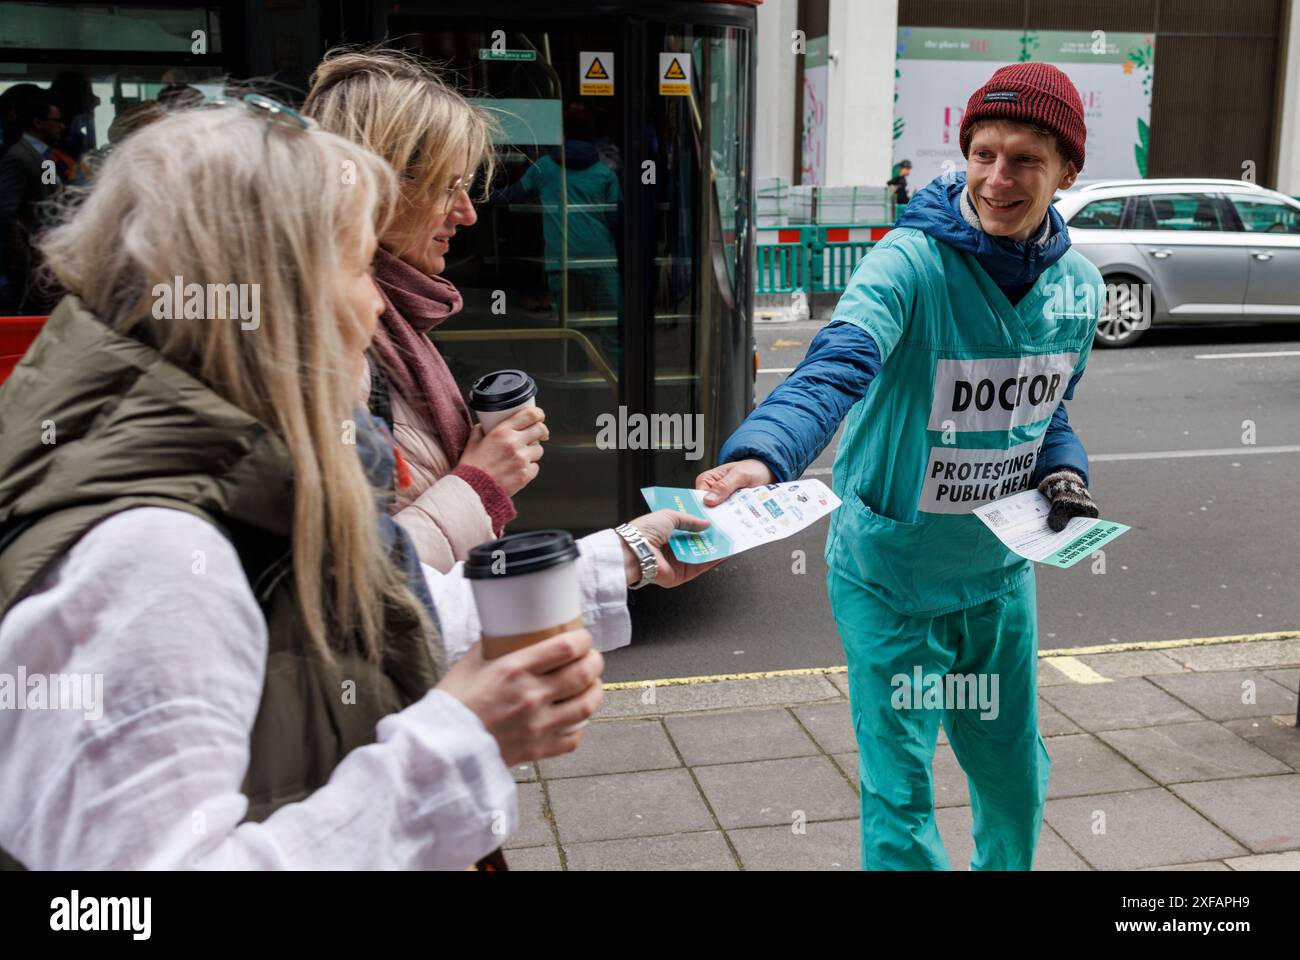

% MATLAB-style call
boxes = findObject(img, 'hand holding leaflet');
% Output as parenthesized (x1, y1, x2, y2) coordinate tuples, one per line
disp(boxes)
(973, 489, 1129, 568)
(642, 479, 841, 563)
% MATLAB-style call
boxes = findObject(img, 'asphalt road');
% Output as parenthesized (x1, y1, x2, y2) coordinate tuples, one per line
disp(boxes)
(606, 319, 1300, 683)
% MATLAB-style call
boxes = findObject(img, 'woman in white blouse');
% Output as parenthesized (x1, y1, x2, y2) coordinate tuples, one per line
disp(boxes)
(0, 100, 714, 871)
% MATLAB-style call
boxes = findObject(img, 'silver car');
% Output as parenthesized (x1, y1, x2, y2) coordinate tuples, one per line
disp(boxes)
(1052, 179, 1300, 347)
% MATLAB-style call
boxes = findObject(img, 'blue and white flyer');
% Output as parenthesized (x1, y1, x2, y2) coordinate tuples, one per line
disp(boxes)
(640, 480, 842, 563)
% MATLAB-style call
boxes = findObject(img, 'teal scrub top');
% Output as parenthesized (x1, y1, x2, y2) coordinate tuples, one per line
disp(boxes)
(824, 227, 1102, 618)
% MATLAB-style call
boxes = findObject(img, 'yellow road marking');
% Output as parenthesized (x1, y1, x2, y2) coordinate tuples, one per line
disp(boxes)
(1041, 655, 1111, 684)
(603, 630, 1300, 690)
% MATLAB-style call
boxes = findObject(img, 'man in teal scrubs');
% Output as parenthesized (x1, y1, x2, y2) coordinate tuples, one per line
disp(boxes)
(697, 63, 1103, 869)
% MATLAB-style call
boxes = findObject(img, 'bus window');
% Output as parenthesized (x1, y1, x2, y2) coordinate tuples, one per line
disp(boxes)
(647, 23, 752, 492)
(392, 22, 626, 530)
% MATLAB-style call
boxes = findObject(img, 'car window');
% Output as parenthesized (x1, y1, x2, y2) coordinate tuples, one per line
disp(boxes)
(1131, 193, 1226, 231)
(1228, 197, 1300, 234)
(1068, 198, 1125, 229)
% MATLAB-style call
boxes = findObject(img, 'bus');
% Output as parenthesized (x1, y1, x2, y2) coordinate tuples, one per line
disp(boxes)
(0, 0, 759, 531)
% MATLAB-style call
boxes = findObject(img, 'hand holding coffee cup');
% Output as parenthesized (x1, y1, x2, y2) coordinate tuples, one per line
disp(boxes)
(469, 369, 538, 434)
(457, 408, 547, 497)
(466, 530, 595, 736)
(435, 629, 604, 765)
(460, 369, 547, 496)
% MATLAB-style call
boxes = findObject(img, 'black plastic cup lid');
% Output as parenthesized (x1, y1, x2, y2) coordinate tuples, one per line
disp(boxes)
(468, 369, 537, 412)
(465, 529, 579, 579)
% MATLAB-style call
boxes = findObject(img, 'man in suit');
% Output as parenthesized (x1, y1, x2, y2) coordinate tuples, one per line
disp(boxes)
(0, 88, 64, 312)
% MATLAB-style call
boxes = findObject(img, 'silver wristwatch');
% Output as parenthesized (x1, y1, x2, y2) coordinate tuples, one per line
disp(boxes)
(614, 523, 658, 590)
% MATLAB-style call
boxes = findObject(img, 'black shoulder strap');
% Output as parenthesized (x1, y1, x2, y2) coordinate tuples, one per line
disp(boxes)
(366, 349, 395, 434)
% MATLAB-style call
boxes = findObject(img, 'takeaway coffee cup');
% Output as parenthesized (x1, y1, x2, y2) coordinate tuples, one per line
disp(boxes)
(465, 529, 583, 660)
(468, 369, 537, 433)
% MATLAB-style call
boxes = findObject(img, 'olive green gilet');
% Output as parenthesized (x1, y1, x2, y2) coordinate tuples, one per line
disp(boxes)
(0, 298, 442, 868)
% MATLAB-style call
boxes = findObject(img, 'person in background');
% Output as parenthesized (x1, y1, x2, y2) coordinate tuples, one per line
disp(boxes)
(80, 99, 166, 181)
(49, 71, 99, 183)
(887, 159, 913, 207)
(0, 88, 64, 313)
(495, 102, 624, 368)
(0, 83, 42, 154)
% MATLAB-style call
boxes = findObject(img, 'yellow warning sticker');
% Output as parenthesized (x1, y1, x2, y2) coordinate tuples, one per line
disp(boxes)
(580, 51, 614, 96)
(658, 52, 691, 96)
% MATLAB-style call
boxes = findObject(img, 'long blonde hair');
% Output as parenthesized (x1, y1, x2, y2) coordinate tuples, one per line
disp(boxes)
(303, 46, 497, 259)
(38, 105, 431, 663)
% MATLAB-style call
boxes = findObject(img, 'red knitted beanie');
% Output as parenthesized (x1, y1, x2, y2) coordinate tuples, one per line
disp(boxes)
(959, 62, 1086, 171)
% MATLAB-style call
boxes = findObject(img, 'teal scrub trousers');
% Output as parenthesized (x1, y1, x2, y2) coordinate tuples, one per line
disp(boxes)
(828, 568, 1050, 870)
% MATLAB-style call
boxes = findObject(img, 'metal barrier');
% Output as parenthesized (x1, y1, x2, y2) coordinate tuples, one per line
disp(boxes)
(755, 224, 892, 295)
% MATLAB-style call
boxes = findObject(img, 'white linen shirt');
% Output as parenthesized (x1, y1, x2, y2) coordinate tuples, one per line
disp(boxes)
(0, 507, 631, 870)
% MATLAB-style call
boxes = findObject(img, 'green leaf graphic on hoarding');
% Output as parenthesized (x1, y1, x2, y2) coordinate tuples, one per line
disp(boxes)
(1134, 119, 1148, 177)
(1137, 116, 1149, 150)
(894, 116, 905, 140)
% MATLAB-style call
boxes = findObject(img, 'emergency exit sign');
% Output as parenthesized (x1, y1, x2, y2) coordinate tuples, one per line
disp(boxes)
(479, 48, 536, 61)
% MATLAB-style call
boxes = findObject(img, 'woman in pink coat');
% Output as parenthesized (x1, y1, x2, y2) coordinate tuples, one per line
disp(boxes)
(304, 47, 706, 589)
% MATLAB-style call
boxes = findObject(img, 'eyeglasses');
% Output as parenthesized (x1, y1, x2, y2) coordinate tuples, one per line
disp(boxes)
(442, 175, 474, 206)
(205, 92, 317, 131)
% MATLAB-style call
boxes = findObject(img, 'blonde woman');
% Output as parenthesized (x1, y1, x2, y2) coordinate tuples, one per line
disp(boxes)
(0, 100, 615, 870)
(302, 48, 703, 588)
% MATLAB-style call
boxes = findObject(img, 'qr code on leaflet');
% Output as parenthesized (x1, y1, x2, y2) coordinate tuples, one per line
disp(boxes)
(984, 508, 1008, 528)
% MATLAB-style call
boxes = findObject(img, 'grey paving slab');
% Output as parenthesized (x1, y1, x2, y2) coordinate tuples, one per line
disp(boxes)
(692, 756, 860, 829)
(1265, 667, 1298, 693)
(1147, 670, 1296, 721)
(1171, 775, 1300, 853)
(562, 831, 738, 871)
(932, 807, 1090, 871)
(1039, 699, 1082, 737)
(1222, 716, 1300, 771)
(827, 672, 851, 697)
(792, 701, 859, 754)
(1138, 860, 1232, 871)
(599, 675, 841, 717)
(932, 743, 972, 809)
(1224, 850, 1300, 870)
(1098, 722, 1291, 783)
(504, 845, 561, 871)
(537, 719, 679, 779)
(728, 818, 859, 871)
(1044, 789, 1248, 870)
(503, 781, 553, 850)
(546, 769, 714, 843)
(832, 752, 860, 790)
(1044, 733, 1156, 798)
(1076, 650, 1187, 679)
(664, 707, 816, 766)
(510, 762, 536, 783)
(1161, 638, 1300, 672)
(1038, 677, 1202, 732)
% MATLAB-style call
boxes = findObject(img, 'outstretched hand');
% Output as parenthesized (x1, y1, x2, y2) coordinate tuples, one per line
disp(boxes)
(694, 458, 775, 506)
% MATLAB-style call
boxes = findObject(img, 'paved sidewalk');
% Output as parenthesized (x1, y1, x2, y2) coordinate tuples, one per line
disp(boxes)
(502, 633, 1300, 871)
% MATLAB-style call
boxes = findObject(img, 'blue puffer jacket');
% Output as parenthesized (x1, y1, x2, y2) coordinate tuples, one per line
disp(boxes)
(721, 173, 1090, 486)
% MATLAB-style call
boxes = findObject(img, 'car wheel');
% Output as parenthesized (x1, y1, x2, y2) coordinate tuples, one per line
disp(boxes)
(1094, 275, 1149, 348)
